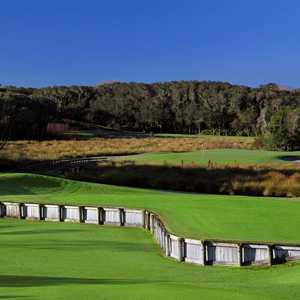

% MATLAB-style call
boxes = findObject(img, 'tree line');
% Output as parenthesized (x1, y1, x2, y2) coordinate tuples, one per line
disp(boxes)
(1, 81, 300, 142)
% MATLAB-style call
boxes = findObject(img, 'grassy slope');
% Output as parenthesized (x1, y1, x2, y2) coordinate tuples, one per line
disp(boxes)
(1, 218, 300, 300)
(121, 149, 300, 165)
(1, 173, 300, 243)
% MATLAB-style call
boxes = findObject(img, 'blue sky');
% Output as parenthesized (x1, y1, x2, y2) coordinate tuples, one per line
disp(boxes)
(0, 0, 299, 87)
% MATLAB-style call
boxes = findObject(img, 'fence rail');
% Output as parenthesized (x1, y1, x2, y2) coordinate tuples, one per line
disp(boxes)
(1, 201, 300, 267)
(12, 156, 111, 174)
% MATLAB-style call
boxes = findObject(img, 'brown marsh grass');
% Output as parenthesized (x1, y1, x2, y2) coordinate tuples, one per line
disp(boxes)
(0, 136, 255, 162)
(66, 161, 300, 197)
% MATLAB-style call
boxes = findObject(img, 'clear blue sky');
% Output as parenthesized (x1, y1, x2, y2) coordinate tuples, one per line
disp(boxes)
(0, 0, 299, 87)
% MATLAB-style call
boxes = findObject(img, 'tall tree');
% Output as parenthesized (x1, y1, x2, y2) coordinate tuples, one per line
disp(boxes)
(0, 93, 12, 150)
(264, 108, 300, 151)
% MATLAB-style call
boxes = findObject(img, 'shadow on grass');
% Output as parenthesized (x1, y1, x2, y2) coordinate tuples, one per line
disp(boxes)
(66, 163, 300, 197)
(0, 229, 86, 236)
(0, 296, 30, 299)
(0, 174, 63, 196)
(0, 239, 151, 252)
(277, 155, 300, 162)
(0, 225, 16, 230)
(0, 153, 137, 173)
(0, 275, 165, 287)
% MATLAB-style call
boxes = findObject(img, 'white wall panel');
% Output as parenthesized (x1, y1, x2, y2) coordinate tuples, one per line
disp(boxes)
(207, 242, 240, 265)
(185, 239, 204, 265)
(274, 245, 300, 262)
(64, 206, 80, 222)
(169, 234, 183, 261)
(104, 208, 121, 225)
(84, 207, 99, 224)
(242, 244, 270, 265)
(124, 209, 144, 227)
(3, 202, 20, 218)
(44, 205, 60, 221)
(24, 203, 40, 220)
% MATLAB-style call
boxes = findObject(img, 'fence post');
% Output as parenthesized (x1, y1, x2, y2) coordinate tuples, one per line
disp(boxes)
(79, 206, 85, 223)
(98, 207, 105, 225)
(39, 204, 45, 220)
(150, 214, 155, 233)
(269, 245, 274, 266)
(179, 238, 185, 262)
(182, 239, 187, 262)
(165, 233, 170, 256)
(143, 210, 150, 229)
(240, 244, 245, 266)
(203, 241, 210, 265)
(120, 208, 125, 226)
(59, 205, 64, 222)
(0, 202, 4, 217)
(19, 203, 25, 219)
(238, 244, 242, 266)
(201, 240, 206, 265)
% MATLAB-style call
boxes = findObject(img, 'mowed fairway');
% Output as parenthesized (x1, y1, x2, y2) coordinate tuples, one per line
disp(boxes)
(120, 149, 300, 165)
(1, 218, 300, 300)
(1, 173, 300, 243)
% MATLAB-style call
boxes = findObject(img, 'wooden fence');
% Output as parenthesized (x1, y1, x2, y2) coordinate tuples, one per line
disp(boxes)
(1, 201, 300, 267)
(13, 156, 110, 174)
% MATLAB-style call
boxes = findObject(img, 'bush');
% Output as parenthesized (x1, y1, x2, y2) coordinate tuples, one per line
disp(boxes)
(263, 108, 300, 151)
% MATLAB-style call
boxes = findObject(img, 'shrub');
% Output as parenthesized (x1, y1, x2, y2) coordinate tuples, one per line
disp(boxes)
(264, 108, 300, 151)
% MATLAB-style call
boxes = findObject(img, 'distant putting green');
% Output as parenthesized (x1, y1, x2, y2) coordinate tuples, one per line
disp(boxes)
(1, 219, 300, 300)
(120, 149, 300, 165)
(1, 173, 300, 243)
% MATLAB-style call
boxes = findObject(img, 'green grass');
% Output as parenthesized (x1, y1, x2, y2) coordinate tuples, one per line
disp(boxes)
(1, 218, 300, 300)
(120, 149, 300, 165)
(1, 173, 300, 243)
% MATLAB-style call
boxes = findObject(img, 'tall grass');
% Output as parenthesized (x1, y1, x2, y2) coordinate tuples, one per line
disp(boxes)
(0, 136, 255, 162)
(66, 161, 300, 197)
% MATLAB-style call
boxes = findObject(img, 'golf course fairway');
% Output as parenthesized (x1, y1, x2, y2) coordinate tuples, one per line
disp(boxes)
(1, 173, 300, 243)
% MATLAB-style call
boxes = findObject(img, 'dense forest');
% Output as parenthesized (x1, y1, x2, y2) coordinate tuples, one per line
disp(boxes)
(1, 81, 300, 139)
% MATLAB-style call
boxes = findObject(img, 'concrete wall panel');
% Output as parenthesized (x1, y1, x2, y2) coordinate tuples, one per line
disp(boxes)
(185, 239, 204, 265)
(124, 209, 144, 227)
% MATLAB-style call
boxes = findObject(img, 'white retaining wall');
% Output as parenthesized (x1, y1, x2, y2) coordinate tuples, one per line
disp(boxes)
(3, 202, 20, 218)
(185, 239, 205, 265)
(124, 209, 144, 227)
(84, 207, 99, 224)
(23, 203, 41, 220)
(273, 245, 300, 262)
(63, 206, 81, 222)
(103, 208, 122, 225)
(206, 242, 240, 265)
(169, 234, 183, 261)
(153, 217, 167, 251)
(242, 244, 270, 265)
(44, 205, 61, 221)
(1, 201, 300, 268)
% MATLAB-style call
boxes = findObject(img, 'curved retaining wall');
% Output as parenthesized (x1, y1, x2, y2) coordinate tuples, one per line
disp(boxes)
(1, 201, 300, 267)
